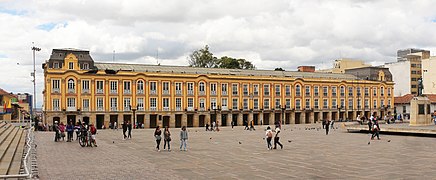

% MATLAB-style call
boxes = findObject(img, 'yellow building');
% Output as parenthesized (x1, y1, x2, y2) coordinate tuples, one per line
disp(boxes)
(43, 49, 394, 129)
(317, 58, 371, 73)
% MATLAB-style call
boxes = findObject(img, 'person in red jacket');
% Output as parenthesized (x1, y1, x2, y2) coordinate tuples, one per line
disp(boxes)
(90, 123, 98, 147)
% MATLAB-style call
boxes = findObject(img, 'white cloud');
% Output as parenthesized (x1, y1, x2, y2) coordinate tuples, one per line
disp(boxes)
(1, 0, 436, 107)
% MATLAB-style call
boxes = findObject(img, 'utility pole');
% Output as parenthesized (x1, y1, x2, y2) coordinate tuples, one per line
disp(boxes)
(31, 42, 41, 128)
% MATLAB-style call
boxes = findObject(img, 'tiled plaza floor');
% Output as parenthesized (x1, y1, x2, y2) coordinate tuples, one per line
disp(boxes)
(35, 123, 436, 179)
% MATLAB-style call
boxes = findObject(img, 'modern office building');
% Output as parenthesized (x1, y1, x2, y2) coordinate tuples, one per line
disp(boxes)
(397, 48, 430, 62)
(384, 50, 430, 96)
(42, 49, 394, 129)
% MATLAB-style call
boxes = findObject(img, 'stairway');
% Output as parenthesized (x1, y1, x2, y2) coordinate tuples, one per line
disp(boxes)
(0, 121, 27, 176)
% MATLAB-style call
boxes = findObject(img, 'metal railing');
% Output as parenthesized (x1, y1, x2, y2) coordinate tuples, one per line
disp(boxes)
(0, 127, 35, 179)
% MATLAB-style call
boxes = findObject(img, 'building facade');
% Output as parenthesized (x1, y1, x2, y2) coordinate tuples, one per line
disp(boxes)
(421, 56, 436, 94)
(317, 58, 371, 73)
(43, 49, 395, 129)
(384, 50, 430, 96)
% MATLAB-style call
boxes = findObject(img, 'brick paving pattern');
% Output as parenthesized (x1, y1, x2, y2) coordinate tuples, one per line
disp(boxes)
(35, 123, 436, 179)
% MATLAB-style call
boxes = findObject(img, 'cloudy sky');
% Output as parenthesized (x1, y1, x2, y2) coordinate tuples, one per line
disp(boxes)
(1, 0, 436, 107)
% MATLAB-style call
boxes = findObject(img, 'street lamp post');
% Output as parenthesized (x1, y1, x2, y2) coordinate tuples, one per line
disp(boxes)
(31, 43, 41, 128)
(130, 105, 137, 128)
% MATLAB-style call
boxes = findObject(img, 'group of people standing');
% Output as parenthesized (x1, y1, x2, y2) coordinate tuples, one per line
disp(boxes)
(322, 119, 334, 135)
(368, 114, 381, 140)
(205, 121, 219, 131)
(154, 126, 188, 152)
(53, 120, 98, 146)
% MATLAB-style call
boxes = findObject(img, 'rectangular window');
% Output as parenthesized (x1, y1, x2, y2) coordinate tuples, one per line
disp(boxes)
(67, 98, 75, 111)
(221, 98, 228, 110)
(381, 99, 384, 107)
(373, 99, 377, 109)
(232, 98, 238, 110)
(314, 99, 319, 109)
(82, 63, 89, 70)
(264, 84, 270, 96)
(163, 98, 170, 111)
(357, 87, 361, 96)
(123, 81, 131, 94)
(275, 99, 280, 109)
(254, 99, 259, 110)
(150, 98, 157, 111)
(137, 98, 144, 111)
(264, 98, 270, 110)
(365, 87, 369, 96)
(210, 83, 217, 95)
(348, 99, 353, 109)
(175, 98, 182, 111)
(97, 98, 104, 111)
(296, 99, 301, 110)
(82, 99, 89, 111)
(52, 79, 60, 93)
(52, 99, 60, 111)
(332, 86, 337, 97)
(243, 84, 249, 96)
(314, 86, 319, 96)
(332, 99, 337, 109)
(199, 82, 205, 95)
(285, 85, 291, 96)
(163, 82, 170, 95)
(305, 99, 310, 109)
(232, 83, 238, 95)
(175, 82, 182, 95)
(365, 99, 369, 109)
(323, 86, 328, 96)
(323, 99, 328, 109)
(199, 98, 205, 110)
(380, 87, 384, 96)
(68, 62, 73, 69)
(96, 80, 104, 94)
(340, 99, 345, 108)
(110, 97, 117, 111)
(82, 80, 90, 93)
(243, 99, 248, 110)
(285, 99, 290, 109)
(110, 81, 118, 94)
(124, 98, 131, 111)
(388, 99, 391, 107)
(402, 105, 406, 113)
(221, 83, 228, 95)
(210, 98, 217, 110)
(348, 87, 353, 96)
(357, 99, 362, 109)
(275, 85, 281, 96)
(253, 84, 259, 96)
(150, 82, 157, 95)
(305, 86, 310, 96)
(53, 62, 59, 69)
(373, 87, 377, 96)
(187, 98, 194, 110)
(387, 88, 391, 96)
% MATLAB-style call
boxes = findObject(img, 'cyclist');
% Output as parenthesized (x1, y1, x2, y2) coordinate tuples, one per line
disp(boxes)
(90, 123, 97, 147)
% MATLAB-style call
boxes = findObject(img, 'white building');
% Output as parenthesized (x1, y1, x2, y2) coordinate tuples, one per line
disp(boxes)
(394, 94, 436, 119)
(421, 56, 436, 94)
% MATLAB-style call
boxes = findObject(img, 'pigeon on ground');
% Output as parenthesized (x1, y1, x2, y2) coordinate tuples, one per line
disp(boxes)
(387, 140, 391, 142)
(262, 138, 265, 140)
(368, 142, 370, 145)
(288, 140, 292, 143)
(210, 137, 212, 140)
(239, 142, 242, 144)
(113, 141, 115, 143)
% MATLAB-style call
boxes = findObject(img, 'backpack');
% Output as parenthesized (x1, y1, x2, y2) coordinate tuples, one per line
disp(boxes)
(267, 131, 273, 138)
(90, 126, 97, 134)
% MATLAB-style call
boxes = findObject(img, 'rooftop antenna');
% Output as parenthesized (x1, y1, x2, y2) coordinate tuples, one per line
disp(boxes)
(112, 50, 115, 62)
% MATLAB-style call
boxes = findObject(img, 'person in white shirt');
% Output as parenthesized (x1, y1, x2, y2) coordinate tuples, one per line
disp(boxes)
(265, 126, 273, 150)
(273, 127, 283, 149)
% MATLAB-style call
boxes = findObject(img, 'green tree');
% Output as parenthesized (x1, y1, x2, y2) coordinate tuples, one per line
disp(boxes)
(274, 67, 285, 71)
(218, 56, 240, 69)
(238, 59, 255, 70)
(188, 45, 218, 68)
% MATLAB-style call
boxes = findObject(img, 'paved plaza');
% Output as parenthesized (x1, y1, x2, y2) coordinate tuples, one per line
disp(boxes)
(35, 123, 436, 179)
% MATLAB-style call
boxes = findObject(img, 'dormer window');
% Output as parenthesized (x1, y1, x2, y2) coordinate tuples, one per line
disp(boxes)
(79, 54, 83, 58)
(59, 53, 62, 57)
(53, 62, 59, 69)
(83, 63, 89, 70)
(69, 62, 74, 69)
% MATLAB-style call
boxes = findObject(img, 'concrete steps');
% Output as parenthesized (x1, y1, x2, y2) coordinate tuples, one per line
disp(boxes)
(0, 122, 27, 176)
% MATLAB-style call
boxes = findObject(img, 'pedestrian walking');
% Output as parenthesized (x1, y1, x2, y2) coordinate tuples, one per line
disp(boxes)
(231, 120, 235, 129)
(371, 121, 380, 140)
(74, 122, 80, 140)
(244, 120, 249, 130)
(122, 121, 128, 140)
(114, 121, 118, 131)
(90, 123, 97, 147)
(127, 121, 132, 139)
(273, 127, 283, 149)
(59, 122, 66, 141)
(53, 121, 60, 142)
(180, 126, 188, 151)
(325, 119, 330, 135)
(154, 126, 162, 151)
(330, 119, 335, 129)
(66, 121, 74, 142)
(212, 121, 216, 131)
(368, 114, 374, 132)
(322, 119, 326, 129)
(164, 126, 171, 151)
(265, 126, 273, 150)
(206, 123, 209, 131)
(250, 120, 255, 131)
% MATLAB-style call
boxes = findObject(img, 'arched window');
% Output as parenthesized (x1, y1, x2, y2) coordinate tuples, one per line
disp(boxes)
(295, 85, 301, 96)
(68, 79, 75, 93)
(137, 80, 144, 94)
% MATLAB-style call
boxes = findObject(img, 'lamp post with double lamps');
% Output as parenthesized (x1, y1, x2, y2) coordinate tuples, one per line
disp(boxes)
(31, 43, 41, 128)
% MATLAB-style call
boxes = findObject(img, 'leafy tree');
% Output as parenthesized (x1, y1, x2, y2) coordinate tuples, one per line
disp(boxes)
(218, 56, 240, 69)
(238, 59, 255, 70)
(274, 67, 285, 71)
(188, 45, 218, 68)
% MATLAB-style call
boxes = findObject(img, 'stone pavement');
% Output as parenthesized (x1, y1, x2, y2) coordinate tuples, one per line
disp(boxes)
(35, 124, 436, 179)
